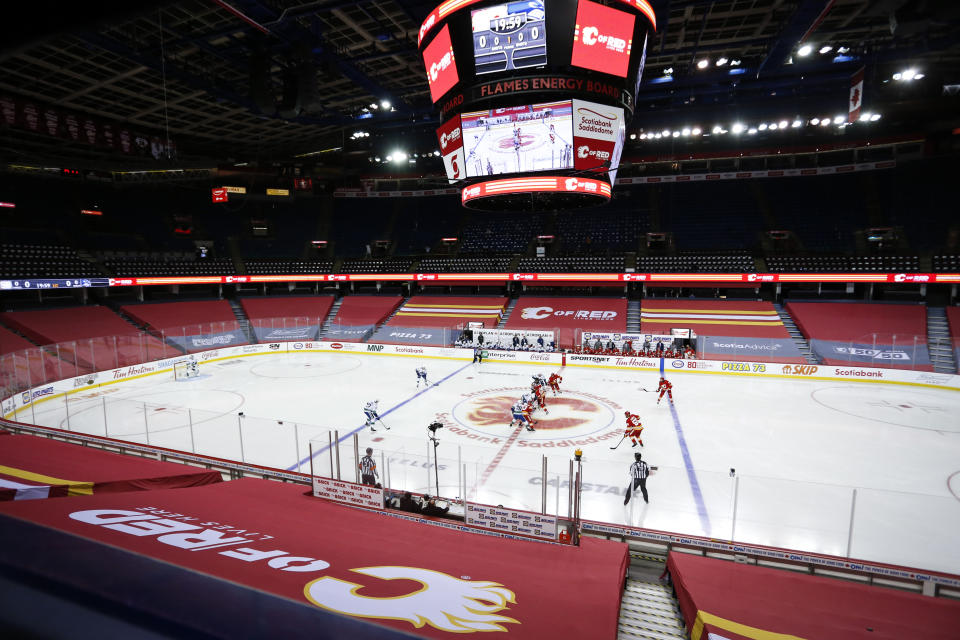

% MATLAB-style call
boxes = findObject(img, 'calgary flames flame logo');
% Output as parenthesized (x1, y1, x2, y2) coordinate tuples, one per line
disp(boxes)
(466, 395, 600, 430)
(305, 566, 518, 633)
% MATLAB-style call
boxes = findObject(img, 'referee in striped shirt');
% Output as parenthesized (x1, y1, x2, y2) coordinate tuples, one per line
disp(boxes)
(624, 452, 651, 505)
(360, 447, 378, 486)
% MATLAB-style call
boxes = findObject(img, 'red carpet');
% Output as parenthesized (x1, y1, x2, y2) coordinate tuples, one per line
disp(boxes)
(0, 478, 627, 638)
(0, 434, 221, 500)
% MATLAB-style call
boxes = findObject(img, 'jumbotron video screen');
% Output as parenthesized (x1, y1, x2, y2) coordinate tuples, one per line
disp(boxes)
(471, 0, 548, 75)
(461, 101, 573, 176)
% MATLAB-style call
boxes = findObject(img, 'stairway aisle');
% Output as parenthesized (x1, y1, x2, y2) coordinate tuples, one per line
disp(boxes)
(627, 300, 641, 332)
(618, 578, 687, 640)
(775, 303, 818, 364)
(926, 307, 957, 374)
(497, 298, 518, 328)
(227, 299, 255, 344)
(318, 297, 344, 339)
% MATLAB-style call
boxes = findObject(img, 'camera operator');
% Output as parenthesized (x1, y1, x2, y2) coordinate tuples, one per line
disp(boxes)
(420, 495, 450, 517)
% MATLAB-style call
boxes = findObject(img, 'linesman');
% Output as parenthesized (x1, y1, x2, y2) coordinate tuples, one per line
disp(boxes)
(624, 452, 651, 505)
(360, 447, 378, 486)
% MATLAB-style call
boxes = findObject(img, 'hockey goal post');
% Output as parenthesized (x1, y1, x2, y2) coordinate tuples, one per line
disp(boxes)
(173, 360, 196, 380)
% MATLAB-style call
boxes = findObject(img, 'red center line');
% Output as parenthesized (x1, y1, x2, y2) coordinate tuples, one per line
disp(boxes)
(474, 424, 524, 494)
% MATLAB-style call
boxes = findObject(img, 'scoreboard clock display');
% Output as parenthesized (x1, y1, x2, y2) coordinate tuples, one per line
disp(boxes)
(472, 1, 547, 75)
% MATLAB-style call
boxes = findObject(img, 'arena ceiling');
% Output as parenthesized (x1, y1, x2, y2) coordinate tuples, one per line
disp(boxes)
(0, 0, 957, 169)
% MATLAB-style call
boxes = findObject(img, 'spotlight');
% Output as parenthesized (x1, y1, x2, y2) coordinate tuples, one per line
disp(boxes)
(892, 72, 902, 81)
(832, 115, 845, 125)
(810, 118, 820, 125)
(820, 118, 830, 127)
(859, 112, 872, 122)
(661, 129, 670, 136)
(758, 123, 768, 131)
(630, 133, 637, 140)
(697, 59, 709, 69)
(778, 120, 788, 129)
(837, 46, 849, 54)
(691, 127, 702, 136)
(769, 123, 778, 130)
(392, 151, 407, 163)
(681, 128, 691, 136)
(655, 133, 662, 139)
(914, 73, 924, 80)
(798, 44, 812, 57)
(716, 57, 728, 66)
(369, 103, 378, 109)
(712, 125, 722, 134)
(385, 155, 393, 162)
(663, 67, 673, 75)
(819, 46, 833, 54)
(791, 120, 802, 128)
(900, 68, 917, 81)
(730, 59, 741, 66)
(747, 128, 758, 135)
(732, 123, 745, 134)
(374, 156, 381, 162)
(672, 131, 680, 137)
(381, 99, 392, 109)
(870, 113, 881, 122)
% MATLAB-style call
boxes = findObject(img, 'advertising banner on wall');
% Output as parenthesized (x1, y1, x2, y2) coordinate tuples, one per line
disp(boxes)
(312, 476, 384, 510)
(700, 336, 805, 363)
(319, 325, 375, 342)
(436, 115, 466, 182)
(165, 329, 247, 352)
(252, 325, 320, 342)
(465, 503, 557, 540)
(810, 339, 933, 369)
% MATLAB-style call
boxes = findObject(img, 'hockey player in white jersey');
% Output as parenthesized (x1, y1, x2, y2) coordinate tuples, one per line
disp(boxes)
(415, 366, 429, 389)
(186, 355, 200, 377)
(363, 400, 388, 431)
(532, 373, 548, 387)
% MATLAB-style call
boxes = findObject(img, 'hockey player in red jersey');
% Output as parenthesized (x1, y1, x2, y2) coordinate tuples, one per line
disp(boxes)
(657, 377, 673, 405)
(624, 410, 644, 447)
(548, 372, 562, 394)
(536, 384, 548, 413)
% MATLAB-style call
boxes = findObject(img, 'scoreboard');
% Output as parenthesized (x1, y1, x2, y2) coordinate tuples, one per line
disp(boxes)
(472, 1, 547, 75)
(419, 0, 656, 210)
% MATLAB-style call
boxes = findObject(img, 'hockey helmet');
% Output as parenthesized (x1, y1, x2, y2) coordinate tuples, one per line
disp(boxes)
(624, 411, 631, 416)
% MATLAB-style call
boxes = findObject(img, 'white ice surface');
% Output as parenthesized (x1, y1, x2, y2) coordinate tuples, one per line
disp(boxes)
(25, 351, 960, 574)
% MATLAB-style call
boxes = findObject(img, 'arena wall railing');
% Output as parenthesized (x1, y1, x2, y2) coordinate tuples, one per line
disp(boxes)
(2, 337, 959, 592)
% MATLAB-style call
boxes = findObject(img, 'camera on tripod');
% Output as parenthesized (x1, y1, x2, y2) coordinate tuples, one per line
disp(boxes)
(427, 421, 443, 446)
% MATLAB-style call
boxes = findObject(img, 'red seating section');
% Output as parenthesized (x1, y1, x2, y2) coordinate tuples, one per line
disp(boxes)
(386, 296, 507, 328)
(641, 299, 791, 338)
(121, 300, 238, 333)
(786, 302, 927, 342)
(0, 324, 36, 356)
(667, 552, 960, 640)
(0, 306, 177, 372)
(328, 295, 403, 326)
(239, 296, 335, 324)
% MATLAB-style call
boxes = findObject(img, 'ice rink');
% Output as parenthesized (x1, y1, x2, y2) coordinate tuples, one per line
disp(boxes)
(24, 350, 960, 574)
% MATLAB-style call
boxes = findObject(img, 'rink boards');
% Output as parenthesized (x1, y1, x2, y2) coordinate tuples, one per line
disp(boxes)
(4, 340, 959, 419)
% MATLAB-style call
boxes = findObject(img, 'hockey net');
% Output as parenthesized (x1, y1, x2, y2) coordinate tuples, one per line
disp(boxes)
(173, 360, 197, 380)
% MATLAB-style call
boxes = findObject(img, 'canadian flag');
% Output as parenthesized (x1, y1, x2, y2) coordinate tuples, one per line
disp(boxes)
(848, 66, 865, 123)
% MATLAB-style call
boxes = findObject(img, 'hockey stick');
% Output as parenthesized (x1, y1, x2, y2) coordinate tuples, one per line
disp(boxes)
(376, 417, 391, 430)
(609, 434, 627, 450)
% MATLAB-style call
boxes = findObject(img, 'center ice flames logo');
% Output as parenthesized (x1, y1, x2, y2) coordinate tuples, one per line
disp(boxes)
(466, 394, 602, 430)
(305, 566, 518, 633)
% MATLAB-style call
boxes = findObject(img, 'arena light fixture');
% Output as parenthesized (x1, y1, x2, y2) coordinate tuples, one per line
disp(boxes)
(655, 133, 662, 139)
(392, 151, 407, 162)
(732, 123, 745, 134)
(716, 57, 728, 66)
(729, 59, 741, 66)
(369, 103, 378, 109)
(892, 72, 902, 81)
(697, 59, 709, 69)
(870, 113, 881, 121)
(381, 99, 392, 109)
(797, 44, 813, 57)
(859, 112, 872, 122)
(915, 73, 925, 80)
(681, 128, 691, 136)
(672, 131, 680, 138)
(778, 120, 788, 129)
(630, 133, 638, 140)
(661, 129, 670, 136)
(820, 118, 830, 127)
(768, 123, 778, 130)
(832, 115, 845, 125)
(837, 46, 849, 54)
(900, 68, 917, 81)
(792, 120, 802, 128)
(819, 46, 833, 54)
(810, 118, 820, 125)
(747, 128, 758, 135)
(758, 123, 768, 131)
(691, 127, 702, 136)
(712, 125, 722, 134)
(663, 67, 673, 75)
